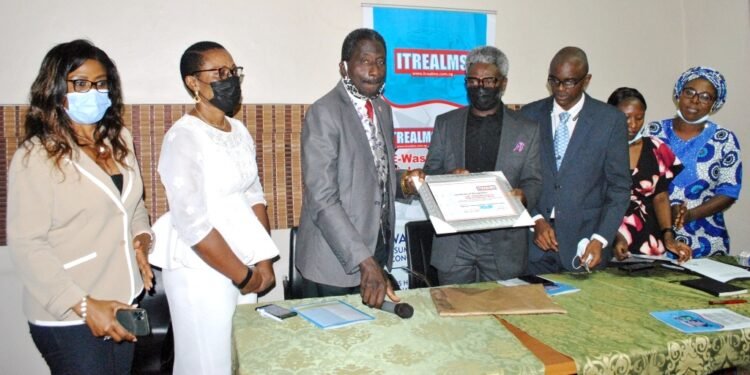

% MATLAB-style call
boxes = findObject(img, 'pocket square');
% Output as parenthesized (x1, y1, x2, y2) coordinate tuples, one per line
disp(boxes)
(513, 141, 525, 153)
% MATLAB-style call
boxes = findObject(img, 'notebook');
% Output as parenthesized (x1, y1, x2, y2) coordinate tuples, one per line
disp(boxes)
(679, 277, 747, 297)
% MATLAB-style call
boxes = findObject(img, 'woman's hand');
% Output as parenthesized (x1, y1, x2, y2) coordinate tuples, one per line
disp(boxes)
(74, 297, 136, 342)
(240, 260, 275, 295)
(665, 238, 692, 263)
(672, 203, 689, 229)
(613, 234, 631, 261)
(133, 233, 154, 291)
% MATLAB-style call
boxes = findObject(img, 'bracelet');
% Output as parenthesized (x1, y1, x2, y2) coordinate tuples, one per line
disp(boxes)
(80, 296, 88, 321)
(234, 266, 254, 290)
(661, 228, 675, 237)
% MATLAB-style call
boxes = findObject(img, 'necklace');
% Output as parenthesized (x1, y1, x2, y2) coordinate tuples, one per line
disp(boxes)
(194, 107, 230, 132)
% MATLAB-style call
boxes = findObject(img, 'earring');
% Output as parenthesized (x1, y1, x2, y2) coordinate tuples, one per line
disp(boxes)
(193, 90, 201, 103)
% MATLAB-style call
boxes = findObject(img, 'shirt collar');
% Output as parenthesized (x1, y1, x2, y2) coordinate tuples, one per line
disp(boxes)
(552, 94, 585, 118)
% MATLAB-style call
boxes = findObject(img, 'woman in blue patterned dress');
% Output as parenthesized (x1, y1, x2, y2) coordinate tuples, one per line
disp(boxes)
(647, 67, 742, 257)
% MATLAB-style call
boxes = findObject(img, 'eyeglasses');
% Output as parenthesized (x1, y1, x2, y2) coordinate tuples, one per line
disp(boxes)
(681, 87, 715, 104)
(191, 66, 244, 81)
(547, 75, 587, 89)
(465, 76, 500, 88)
(67, 79, 109, 93)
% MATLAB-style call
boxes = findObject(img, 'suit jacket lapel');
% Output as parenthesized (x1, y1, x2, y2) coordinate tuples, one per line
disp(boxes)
(495, 108, 517, 171)
(70, 149, 127, 213)
(335, 83, 379, 182)
(559, 95, 594, 174)
(537, 98, 557, 176)
(454, 109, 468, 168)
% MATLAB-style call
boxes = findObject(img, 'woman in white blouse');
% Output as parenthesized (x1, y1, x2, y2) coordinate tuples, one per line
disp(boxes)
(151, 41, 278, 374)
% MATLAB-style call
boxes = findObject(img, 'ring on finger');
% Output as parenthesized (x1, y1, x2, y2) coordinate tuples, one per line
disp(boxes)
(103, 336, 112, 341)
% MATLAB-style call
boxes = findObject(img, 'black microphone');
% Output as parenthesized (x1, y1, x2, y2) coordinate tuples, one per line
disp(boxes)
(380, 301, 414, 319)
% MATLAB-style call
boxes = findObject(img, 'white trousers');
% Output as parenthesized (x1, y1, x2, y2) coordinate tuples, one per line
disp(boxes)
(163, 266, 256, 375)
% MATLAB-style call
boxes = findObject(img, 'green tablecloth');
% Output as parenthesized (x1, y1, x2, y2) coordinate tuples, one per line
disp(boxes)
(233, 287, 544, 374)
(232, 266, 750, 374)
(505, 268, 750, 374)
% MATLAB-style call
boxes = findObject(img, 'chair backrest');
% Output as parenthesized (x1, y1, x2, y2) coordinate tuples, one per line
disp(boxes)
(283, 227, 304, 299)
(404, 220, 439, 289)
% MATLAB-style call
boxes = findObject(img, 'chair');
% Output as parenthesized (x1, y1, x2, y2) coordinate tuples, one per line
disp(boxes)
(283, 227, 304, 299)
(132, 268, 174, 374)
(404, 220, 439, 288)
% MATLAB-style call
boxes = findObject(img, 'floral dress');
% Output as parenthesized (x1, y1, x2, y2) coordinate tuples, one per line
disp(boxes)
(618, 136, 683, 255)
(648, 119, 743, 257)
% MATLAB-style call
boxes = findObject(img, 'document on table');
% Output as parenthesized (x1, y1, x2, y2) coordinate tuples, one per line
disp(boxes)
(498, 277, 581, 297)
(292, 300, 374, 329)
(679, 259, 750, 283)
(415, 171, 533, 234)
(651, 308, 750, 333)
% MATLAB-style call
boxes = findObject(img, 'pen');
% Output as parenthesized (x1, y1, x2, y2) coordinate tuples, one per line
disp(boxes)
(708, 299, 747, 305)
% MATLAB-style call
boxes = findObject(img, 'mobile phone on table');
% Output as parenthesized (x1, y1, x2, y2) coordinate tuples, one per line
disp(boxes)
(518, 274, 555, 286)
(256, 304, 297, 321)
(116, 308, 151, 336)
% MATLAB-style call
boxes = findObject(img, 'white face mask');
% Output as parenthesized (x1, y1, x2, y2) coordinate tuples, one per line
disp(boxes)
(676, 109, 709, 125)
(65, 90, 112, 125)
(628, 126, 646, 145)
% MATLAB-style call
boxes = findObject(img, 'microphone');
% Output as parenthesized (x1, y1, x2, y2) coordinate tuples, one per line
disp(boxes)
(380, 301, 414, 319)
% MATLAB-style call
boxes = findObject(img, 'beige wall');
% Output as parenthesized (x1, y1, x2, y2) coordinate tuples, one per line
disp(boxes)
(4, 0, 747, 248)
(1, 1, 748, 373)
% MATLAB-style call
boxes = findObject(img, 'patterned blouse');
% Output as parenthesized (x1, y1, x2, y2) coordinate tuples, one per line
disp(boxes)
(617, 137, 682, 255)
(648, 119, 743, 257)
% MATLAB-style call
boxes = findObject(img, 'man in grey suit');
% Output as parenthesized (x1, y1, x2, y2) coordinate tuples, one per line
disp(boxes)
(403, 46, 542, 284)
(520, 46, 630, 274)
(297, 29, 400, 308)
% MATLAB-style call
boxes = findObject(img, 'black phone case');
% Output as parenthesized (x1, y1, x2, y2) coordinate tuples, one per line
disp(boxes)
(116, 309, 151, 336)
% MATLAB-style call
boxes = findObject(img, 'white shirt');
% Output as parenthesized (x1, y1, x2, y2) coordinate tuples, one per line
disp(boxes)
(151, 114, 279, 270)
(341, 80, 384, 171)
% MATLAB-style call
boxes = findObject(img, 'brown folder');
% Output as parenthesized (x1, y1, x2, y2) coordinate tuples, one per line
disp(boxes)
(430, 284, 567, 316)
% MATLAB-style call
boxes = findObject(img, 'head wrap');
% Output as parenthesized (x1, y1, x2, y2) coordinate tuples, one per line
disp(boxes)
(673, 66, 727, 113)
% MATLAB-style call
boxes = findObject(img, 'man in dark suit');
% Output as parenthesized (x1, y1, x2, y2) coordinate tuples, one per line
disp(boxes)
(520, 46, 630, 274)
(296, 29, 399, 307)
(403, 46, 542, 284)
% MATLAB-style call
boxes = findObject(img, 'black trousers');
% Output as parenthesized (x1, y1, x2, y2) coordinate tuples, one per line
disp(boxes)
(301, 226, 389, 298)
(29, 323, 134, 375)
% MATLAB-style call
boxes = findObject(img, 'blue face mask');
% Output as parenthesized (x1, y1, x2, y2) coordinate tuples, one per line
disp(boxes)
(65, 91, 112, 125)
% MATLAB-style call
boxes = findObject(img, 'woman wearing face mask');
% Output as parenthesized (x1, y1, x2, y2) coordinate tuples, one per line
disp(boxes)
(607, 87, 690, 262)
(648, 67, 742, 258)
(7, 39, 153, 373)
(151, 41, 277, 374)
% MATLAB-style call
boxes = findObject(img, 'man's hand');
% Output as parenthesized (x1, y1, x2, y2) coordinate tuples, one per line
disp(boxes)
(533, 219, 558, 251)
(581, 239, 604, 269)
(401, 169, 425, 196)
(448, 168, 470, 175)
(510, 188, 527, 207)
(359, 257, 400, 308)
(133, 233, 154, 291)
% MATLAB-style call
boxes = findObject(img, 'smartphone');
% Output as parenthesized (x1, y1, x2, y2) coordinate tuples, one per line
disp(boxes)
(518, 274, 555, 286)
(256, 304, 297, 320)
(116, 308, 151, 336)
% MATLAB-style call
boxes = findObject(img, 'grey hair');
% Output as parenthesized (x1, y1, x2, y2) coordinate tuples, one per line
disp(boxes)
(465, 46, 509, 77)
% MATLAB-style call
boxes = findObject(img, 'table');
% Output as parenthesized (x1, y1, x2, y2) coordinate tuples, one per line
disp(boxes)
(232, 266, 750, 374)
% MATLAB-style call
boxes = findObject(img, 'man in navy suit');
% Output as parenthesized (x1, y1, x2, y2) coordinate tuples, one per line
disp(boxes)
(520, 47, 630, 274)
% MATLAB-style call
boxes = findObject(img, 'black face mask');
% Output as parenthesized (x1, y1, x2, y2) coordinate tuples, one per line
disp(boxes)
(209, 76, 242, 116)
(468, 87, 501, 111)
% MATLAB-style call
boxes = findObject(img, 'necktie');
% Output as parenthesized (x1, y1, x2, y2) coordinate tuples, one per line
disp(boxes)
(554, 112, 570, 170)
(365, 99, 374, 123)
